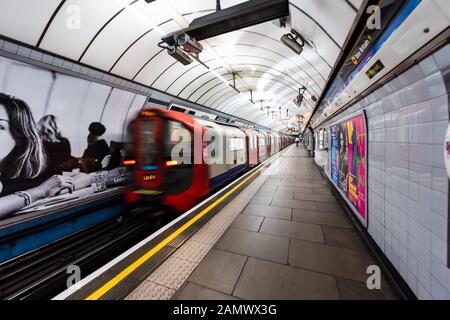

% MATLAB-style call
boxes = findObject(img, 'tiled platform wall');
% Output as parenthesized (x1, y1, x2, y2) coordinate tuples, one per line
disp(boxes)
(318, 44, 450, 299)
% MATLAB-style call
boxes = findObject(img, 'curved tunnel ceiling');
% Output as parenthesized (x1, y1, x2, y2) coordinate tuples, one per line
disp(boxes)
(0, 0, 364, 130)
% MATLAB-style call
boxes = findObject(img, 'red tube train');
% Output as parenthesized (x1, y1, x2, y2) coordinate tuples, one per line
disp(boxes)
(124, 108, 294, 212)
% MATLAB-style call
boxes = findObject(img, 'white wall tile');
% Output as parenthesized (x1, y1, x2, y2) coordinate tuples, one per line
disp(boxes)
(419, 56, 439, 77)
(417, 262, 431, 293)
(425, 72, 447, 98)
(430, 210, 448, 242)
(430, 276, 447, 299)
(432, 144, 446, 169)
(431, 190, 448, 217)
(418, 282, 432, 300)
(431, 94, 449, 121)
(433, 44, 450, 69)
(431, 234, 447, 264)
(431, 255, 450, 289)
(432, 167, 448, 192)
(432, 120, 448, 144)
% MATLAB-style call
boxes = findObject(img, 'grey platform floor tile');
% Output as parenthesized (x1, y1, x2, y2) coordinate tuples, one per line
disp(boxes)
(217, 228, 289, 264)
(314, 202, 344, 214)
(176, 283, 238, 300)
(336, 277, 398, 300)
(278, 181, 295, 187)
(258, 186, 278, 193)
(254, 190, 277, 198)
(278, 186, 332, 195)
(323, 226, 368, 252)
(233, 258, 339, 300)
(271, 198, 317, 210)
(295, 182, 328, 189)
(250, 195, 272, 206)
(260, 218, 324, 243)
(188, 249, 247, 294)
(243, 204, 292, 220)
(230, 214, 264, 232)
(293, 209, 353, 228)
(294, 193, 338, 204)
(272, 190, 294, 200)
(289, 239, 377, 283)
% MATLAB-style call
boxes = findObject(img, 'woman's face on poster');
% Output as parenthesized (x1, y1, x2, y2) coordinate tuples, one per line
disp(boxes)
(0, 103, 16, 163)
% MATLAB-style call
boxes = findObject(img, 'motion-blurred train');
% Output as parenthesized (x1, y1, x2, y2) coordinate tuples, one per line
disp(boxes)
(124, 108, 294, 212)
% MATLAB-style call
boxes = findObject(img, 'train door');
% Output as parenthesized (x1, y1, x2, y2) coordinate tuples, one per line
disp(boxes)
(225, 127, 247, 173)
(257, 132, 267, 163)
(266, 133, 272, 157)
(162, 120, 194, 195)
(242, 128, 258, 167)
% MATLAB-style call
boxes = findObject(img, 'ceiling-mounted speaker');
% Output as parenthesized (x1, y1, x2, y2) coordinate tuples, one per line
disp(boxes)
(281, 29, 305, 55)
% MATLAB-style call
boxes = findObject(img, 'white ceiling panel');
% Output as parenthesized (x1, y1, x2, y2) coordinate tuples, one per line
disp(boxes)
(151, 60, 196, 91)
(197, 82, 231, 105)
(111, 19, 180, 78)
(290, 0, 357, 47)
(0, 0, 60, 46)
(40, 0, 135, 60)
(80, 0, 171, 71)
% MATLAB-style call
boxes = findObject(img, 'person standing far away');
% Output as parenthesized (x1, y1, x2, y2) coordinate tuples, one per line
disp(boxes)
(295, 136, 300, 148)
(82, 122, 111, 172)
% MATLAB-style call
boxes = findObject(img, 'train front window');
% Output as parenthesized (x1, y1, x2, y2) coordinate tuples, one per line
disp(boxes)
(139, 121, 156, 165)
(164, 120, 193, 165)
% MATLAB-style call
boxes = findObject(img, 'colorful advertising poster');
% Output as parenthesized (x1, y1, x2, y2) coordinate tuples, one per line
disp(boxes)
(330, 115, 366, 222)
(330, 126, 338, 185)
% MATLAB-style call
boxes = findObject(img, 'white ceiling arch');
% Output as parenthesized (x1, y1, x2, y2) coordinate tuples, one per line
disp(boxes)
(0, 0, 364, 128)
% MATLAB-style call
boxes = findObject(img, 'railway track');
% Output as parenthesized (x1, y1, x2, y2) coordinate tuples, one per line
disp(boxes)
(0, 207, 169, 300)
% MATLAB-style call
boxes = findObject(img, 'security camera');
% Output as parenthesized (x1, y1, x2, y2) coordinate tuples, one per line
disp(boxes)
(281, 29, 305, 55)
(177, 33, 203, 54)
(167, 45, 193, 65)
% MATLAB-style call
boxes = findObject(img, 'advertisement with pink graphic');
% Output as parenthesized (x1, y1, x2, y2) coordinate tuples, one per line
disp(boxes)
(330, 114, 366, 223)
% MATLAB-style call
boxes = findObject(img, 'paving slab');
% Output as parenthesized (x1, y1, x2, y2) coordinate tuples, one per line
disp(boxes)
(217, 228, 289, 264)
(233, 258, 339, 300)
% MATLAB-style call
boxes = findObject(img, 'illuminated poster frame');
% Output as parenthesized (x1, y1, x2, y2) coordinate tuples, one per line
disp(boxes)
(328, 111, 368, 227)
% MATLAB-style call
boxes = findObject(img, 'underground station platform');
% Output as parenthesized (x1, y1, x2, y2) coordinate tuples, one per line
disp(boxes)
(0, 0, 449, 312)
(53, 145, 400, 301)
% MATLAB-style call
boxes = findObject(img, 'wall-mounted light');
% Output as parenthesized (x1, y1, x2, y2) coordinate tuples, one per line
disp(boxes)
(281, 29, 305, 55)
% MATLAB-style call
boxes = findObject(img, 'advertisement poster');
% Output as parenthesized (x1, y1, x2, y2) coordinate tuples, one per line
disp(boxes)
(0, 55, 146, 222)
(330, 115, 366, 222)
(330, 126, 338, 185)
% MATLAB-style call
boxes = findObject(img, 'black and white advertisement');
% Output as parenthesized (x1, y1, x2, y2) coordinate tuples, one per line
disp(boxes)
(0, 55, 147, 222)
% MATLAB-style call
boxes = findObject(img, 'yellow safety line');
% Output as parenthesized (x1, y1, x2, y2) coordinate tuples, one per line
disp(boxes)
(85, 154, 279, 300)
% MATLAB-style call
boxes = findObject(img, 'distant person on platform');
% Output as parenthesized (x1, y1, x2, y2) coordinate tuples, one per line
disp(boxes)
(81, 122, 111, 173)
(295, 136, 300, 148)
